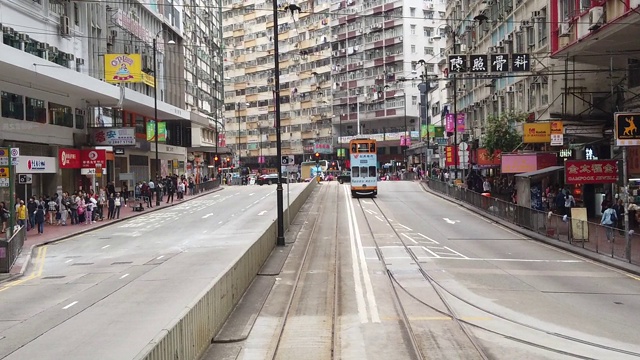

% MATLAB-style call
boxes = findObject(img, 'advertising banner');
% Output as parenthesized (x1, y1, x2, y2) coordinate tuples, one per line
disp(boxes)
(80, 149, 106, 169)
(15, 156, 57, 173)
(445, 113, 465, 133)
(565, 160, 618, 184)
(90, 128, 136, 146)
(523, 123, 551, 143)
(104, 54, 142, 83)
(146, 120, 167, 142)
(445, 146, 457, 166)
(58, 148, 81, 169)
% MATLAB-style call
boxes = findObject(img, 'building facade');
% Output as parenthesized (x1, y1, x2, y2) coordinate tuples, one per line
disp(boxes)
(222, 0, 447, 169)
(0, 0, 225, 201)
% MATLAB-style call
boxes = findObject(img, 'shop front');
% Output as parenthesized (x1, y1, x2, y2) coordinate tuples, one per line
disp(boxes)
(14, 155, 57, 199)
(149, 143, 186, 178)
(501, 153, 559, 208)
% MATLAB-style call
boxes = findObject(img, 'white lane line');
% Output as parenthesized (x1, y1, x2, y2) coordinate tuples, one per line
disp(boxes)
(397, 224, 412, 231)
(65, 259, 73, 263)
(364, 209, 377, 215)
(443, 218, 458, 224)
(421, 246, 441, 258)
(119, 273, 129, 279)
(157, 255, 164, 260)
(213, 194, 220, 197)
(101, 245, 110, 249)
(203, 230, 208, 233)
(346, 187, 381, 323)
(417, 233, 439, 244)
(202, 213, 214, 219)
(62, 301, 78, 310)
(258, 210, 268, 216)
(344, 186, 368, 324)
(249, 193, 255, 196)
(401, 233, 418, 244)
(428, 258, 583, 263)
(444, 246, 468, 258)
(235, 193, 240, 195)
(253, 200, 260, 205)
(374, 216, 385, 222)
(218, 221, 223, 224)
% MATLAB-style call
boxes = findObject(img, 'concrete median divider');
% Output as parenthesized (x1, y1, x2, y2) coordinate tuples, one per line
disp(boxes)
(134, 180, 318, 360)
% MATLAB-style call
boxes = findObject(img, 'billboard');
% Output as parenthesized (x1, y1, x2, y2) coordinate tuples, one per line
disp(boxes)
(104, 54, 142, 84)
(565, 160, 618, 184)
(146, 120, 167, 142)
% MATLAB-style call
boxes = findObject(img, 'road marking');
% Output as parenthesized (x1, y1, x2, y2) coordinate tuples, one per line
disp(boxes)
(253, 200, 260, 205)
(443, 246, 468, 259)
(362, 200, 372, 204)
(65, 259, 73, 263)
(249, 193, 255, 196)
(397, 224, 412, 231)
(213, 194, 220, 197)
(375, 216, 385, 222)
(401, 233, 418, 244)
(157, 255, 164, 260)
(218, 221, 223, 224)
(346, 187, 380, 323)
(235, 193, 240, 195)
(63, 301, 78, 309)
(344, 187, 368, 324)
(417, 233, 439, 244)
(258, 210, 268, 216)
(421, 257, 583, 262)
(202, 213, 214, 219)
(364, 209, 377, 215)
(119, 273, 129, 279)
(382, 316, 492, 321)
(203, 230, 208, 233)
(443, 218, 460, 224)
(101, 245, 110, 249)
(0, 246, 48, 293)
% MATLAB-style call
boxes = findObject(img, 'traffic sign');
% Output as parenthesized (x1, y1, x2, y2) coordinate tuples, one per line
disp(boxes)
(18, 174, 32, 184)
(10, 148, 19, 158)
(281, 155, 295, 165)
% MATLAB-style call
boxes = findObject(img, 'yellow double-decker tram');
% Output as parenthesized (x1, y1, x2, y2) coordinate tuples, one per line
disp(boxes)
(349, 138, 378, 197)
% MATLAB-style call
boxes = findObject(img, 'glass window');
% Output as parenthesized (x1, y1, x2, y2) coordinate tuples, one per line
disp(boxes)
(135, 115, 145, 134)
(49, 102, 73, 127)
(26, 97, 46, 123)
(360, 167, 368, 176)
(1, 91, 24, 120)
(410, 25, 416, 34)
(75, 109, 85, 129)
(369, 166, 376, 177)
(409, 7, 415, 17)
(351, 166, 360, 177)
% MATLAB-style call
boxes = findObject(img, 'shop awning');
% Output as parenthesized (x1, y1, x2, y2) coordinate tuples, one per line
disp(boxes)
(515, 166, 564, 179)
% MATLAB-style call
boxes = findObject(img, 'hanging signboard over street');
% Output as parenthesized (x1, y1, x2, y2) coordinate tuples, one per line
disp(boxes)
(614, 112, 640, 146)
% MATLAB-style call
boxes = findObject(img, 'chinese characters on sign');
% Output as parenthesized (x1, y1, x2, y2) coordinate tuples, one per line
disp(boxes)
(90, 128, 136, 146)
(448, 55, 466, 73)
(449, 53, 531, 73)
(490, 54, 509, 72)
(445, 146, 457, 166)
(565, 160, 618, 184)
(313, 143, 333, 154)
(469, 55, 488, 73)
(445, 113, 466, 133)
(80, 150, 107, 169)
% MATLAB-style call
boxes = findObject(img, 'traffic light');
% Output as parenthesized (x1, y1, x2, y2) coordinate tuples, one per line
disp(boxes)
(314, 152, 320, 165)
(226, 157, 230, 162)
(214, 155, 219, 162)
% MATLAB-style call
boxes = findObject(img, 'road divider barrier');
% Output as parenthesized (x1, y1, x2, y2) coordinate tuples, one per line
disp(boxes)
(135, 180, 318, 360)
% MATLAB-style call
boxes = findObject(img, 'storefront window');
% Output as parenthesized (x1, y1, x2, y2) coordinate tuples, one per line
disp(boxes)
(1, 91, 24, 120)
(49, 102, 73, 127)
(112, 108, 123, 127)
(135, 115, 145, 135)
(75, 109, 85, 129)
(26, 97, 46, 123)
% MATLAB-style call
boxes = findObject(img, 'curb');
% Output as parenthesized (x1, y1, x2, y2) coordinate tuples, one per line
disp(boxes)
(3, 187, 224, 283)
(419, 181, 640, 277)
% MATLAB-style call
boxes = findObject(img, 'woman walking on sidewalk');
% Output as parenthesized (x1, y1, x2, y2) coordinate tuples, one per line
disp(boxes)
(34, 204, 46, 235)
(107, 193, 115, 220)
(113, 193, 123, 219)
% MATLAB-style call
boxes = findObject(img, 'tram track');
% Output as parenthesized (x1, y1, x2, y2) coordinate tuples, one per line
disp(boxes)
(270, 183, 340, 360)
(356, 196, 640, 360)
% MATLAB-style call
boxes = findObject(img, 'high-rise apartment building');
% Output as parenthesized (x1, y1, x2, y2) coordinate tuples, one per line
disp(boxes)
(222, 0, 446, 169)
(332, 0, 447, 167)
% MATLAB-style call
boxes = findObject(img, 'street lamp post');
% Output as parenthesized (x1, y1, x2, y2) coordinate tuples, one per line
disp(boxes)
(272, 0, 285, 246)
(152, 32, 175, 205)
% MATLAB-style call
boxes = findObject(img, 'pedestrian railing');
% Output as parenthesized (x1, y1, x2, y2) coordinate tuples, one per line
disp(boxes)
(0, 225, 26, 273)
(194, 179, 221, 193)
(426, 179, 640, 266)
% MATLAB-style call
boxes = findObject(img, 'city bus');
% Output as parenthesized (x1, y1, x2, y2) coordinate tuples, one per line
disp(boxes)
(349, 138, 378, 197)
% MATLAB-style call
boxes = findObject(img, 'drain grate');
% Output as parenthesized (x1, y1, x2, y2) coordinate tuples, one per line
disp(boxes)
(72, 263, 94, 266)
(42, 275, 66, 279)
(111, 261, 133, 265)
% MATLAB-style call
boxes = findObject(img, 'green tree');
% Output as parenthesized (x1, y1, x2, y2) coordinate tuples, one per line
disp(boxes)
(481, 110, 528, 156)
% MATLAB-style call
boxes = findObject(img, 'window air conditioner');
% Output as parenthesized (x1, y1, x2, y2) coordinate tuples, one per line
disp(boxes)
(589, 6, 604, 30)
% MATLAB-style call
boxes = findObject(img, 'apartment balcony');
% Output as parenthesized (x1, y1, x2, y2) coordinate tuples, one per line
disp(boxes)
(551, 0, 639, 68)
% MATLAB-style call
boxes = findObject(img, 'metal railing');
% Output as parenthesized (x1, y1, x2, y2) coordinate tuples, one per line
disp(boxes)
(193, 178, 221, 193)
(0, 225, 26, 273)
(426, 180, 640, 266)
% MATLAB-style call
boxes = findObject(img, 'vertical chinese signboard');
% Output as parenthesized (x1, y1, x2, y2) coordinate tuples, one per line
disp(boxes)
(564, 160, 618, 184)
(445, 146, 457, 167)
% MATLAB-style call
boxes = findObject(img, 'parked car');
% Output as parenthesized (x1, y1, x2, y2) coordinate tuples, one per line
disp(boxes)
(337, 171, 351, 184)
(256, 174, 288, 185)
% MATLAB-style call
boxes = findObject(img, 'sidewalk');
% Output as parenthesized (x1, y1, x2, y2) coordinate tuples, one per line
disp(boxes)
(2, 186, 223, 281)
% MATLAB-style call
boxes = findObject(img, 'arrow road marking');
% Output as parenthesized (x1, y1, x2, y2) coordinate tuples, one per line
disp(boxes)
(202, 213, 214, 219)
(258, 210, 268, 216)
(443, 218, 460, 224)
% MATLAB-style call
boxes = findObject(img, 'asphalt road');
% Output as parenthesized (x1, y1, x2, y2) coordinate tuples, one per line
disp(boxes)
(0, 183, 306, 360)
(218, 181, 640, 359)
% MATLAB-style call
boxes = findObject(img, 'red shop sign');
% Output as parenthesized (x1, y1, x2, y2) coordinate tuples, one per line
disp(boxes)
(565, 160, 618, 184)
(58, 148, 82, 169)
(80, 149, 106, 169)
